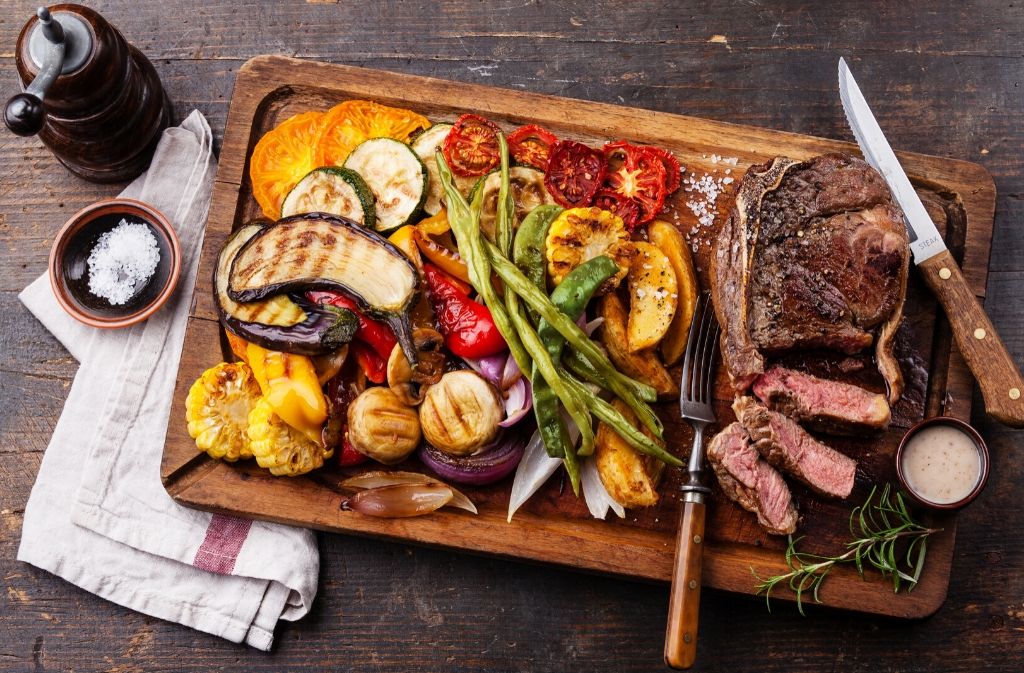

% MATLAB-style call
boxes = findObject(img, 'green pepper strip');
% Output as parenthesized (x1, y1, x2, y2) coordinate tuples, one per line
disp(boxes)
(538, 255, 619, 361)
(512, 204, 562, 325)
(558, 369, 683, 467)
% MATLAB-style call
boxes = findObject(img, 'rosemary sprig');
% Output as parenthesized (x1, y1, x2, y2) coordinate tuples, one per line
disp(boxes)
(753, 484, 941, 615)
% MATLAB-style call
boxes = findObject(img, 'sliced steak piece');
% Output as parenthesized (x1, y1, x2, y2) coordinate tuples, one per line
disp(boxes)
(734, 397, 857, 499)
(711, 154, 909, 402)
(752, 366, 891, 434)
(707, 422, 798, 535)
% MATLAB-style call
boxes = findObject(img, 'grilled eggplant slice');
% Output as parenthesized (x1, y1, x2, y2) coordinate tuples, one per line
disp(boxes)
(227, 213, 421, 363)
(215, 222, 359, 355)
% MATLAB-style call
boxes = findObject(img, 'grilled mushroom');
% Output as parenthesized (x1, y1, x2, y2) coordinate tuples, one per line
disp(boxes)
(386, 327, 445, 405)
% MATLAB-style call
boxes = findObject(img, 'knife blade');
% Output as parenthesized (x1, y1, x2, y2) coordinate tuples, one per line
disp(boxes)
(838, 57, 1024, 427)
(839, 58, 945, 262)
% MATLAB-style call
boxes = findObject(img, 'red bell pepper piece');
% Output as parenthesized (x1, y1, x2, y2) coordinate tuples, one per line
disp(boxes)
(307, 291, 397, 361)
(349, 341, 386, 384)
(422, 263, 507, 359)
(338, 435, 368, 466)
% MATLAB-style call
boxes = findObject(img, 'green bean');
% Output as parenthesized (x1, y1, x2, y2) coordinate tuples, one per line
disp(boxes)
(495, 135, 516, 258)
(435, 152, 531, 374)
(439, 150, 591, 484)
(508, 290, 587, 490)
(559, 370, 682, 467)
(563, 348, 663, 437)
(484, 238, 657, 405)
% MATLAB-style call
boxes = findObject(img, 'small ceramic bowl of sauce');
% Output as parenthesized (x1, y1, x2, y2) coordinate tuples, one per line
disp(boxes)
(49, 198, 181, 329)
(895, 417, 989, 510)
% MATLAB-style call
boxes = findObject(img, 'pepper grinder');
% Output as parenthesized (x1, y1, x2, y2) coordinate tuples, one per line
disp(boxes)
(5, 5, 173, 183)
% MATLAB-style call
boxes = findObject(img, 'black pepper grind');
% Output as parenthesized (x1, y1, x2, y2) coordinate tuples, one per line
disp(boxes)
(5, 5, 173, 183)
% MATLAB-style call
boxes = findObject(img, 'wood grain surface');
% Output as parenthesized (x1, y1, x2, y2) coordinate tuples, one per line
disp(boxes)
(161, 55, 991, 619)
(2, 2, 1023, 672)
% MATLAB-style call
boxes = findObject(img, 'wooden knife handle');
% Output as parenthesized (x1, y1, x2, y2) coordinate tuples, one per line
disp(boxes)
(919, 248, 1024, 427)
(664, 499, 706, 670)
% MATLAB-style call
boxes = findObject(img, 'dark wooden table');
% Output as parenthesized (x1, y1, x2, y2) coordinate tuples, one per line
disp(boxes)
(2, 2, 1022, 671)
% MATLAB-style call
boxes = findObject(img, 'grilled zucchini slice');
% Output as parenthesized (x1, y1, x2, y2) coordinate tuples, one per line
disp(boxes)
(280, 167, 375, 227)
(227, 213, 421, 363)
(412, 123, 453, 216)
(343, 138, 427, 232)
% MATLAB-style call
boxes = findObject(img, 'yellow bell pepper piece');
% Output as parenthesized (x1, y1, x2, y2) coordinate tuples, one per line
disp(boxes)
(417, 209, 450, 236)
(245, 342, 327, 445)
(388, 225, 422, 270)
(413, 228, 472, 285)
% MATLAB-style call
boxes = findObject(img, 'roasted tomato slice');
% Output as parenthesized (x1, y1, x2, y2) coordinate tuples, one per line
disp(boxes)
(314, 100, 430, 167)
(250, 110, 324, 220)
(602, 141, 667, 226)
(646, 146, 682, 193)
(593, 189, 642, 229)
(507, 124, 558, 170)
(442, 113, 501, 177)
(544, 140, 606, 208)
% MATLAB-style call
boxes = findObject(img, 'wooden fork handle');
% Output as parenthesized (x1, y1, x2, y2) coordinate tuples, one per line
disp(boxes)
(919, 249, 1024, 427)
(664, 498, 706, 670)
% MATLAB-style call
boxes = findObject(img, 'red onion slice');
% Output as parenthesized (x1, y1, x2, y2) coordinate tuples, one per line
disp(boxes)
(499, 377, 532, 427)
(464, 353, 506, 386)
(418, 433, 525, 486)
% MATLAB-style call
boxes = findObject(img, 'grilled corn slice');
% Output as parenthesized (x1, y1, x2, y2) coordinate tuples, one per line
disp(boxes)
(545, 207, 635, 294)
(185, 362, 262, 462)
(247, 397, 334, 476)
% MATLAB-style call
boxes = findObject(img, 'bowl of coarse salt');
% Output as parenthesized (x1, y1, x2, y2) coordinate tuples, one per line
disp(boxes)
(49, 198, 181, 328)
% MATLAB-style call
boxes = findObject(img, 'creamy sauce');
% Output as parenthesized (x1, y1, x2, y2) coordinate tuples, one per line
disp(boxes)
(901, 425, 982, 504)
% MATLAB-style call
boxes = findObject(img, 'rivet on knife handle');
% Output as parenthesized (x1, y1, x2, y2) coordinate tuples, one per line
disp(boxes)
(920, 249, 1024, 427)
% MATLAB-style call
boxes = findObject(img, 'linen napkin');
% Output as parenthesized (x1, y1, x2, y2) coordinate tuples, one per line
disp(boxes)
(17, 110, 319, 650)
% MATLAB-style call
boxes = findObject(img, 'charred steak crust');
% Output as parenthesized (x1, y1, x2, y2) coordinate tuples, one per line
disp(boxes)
(707, 422, 798, 536)
(712, 154, 910, 402)
(733, 397, 857, 500)
(752, 365, 891, 434)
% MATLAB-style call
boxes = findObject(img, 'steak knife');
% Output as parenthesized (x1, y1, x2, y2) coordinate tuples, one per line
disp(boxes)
(839, 58, 1024, 427)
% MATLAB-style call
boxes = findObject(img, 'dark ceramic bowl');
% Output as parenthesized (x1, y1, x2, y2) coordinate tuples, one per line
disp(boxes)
(895, 416, 989, 511)
(48, 198, 181, 329)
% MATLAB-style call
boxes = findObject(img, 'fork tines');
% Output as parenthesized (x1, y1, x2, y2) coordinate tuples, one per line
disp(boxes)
(679, 293, 721, 419)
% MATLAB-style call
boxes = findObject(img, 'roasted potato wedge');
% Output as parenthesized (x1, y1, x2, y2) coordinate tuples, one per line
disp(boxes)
(626, 241, 678, 352)
(599, 293, 679, 398)
(648, 220, 699, 365)
(595, 399, 667, 508)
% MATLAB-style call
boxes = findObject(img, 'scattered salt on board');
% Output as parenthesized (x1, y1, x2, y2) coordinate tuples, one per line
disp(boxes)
(86, 219, 161, 305)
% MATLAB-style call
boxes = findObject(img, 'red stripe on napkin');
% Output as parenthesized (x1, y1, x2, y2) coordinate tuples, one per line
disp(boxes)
(192, 514, 252, 574)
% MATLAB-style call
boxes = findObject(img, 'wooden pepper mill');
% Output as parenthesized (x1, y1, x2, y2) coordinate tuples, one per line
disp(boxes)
(5, 4, 173, 183)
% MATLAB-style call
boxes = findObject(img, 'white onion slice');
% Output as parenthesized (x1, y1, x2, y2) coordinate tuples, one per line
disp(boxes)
(506, 418, 582, 522)
(581, 457, 625, 520)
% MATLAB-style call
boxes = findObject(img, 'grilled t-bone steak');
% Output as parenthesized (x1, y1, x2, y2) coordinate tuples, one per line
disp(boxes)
(711, 154, 909, 403)
(733, 397, 857, 499)
(707, 422, 798, 535)
(752, 366, 891, 434)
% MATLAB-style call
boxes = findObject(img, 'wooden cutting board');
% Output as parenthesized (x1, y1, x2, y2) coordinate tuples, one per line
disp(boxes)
(162, 55, 995, 618)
